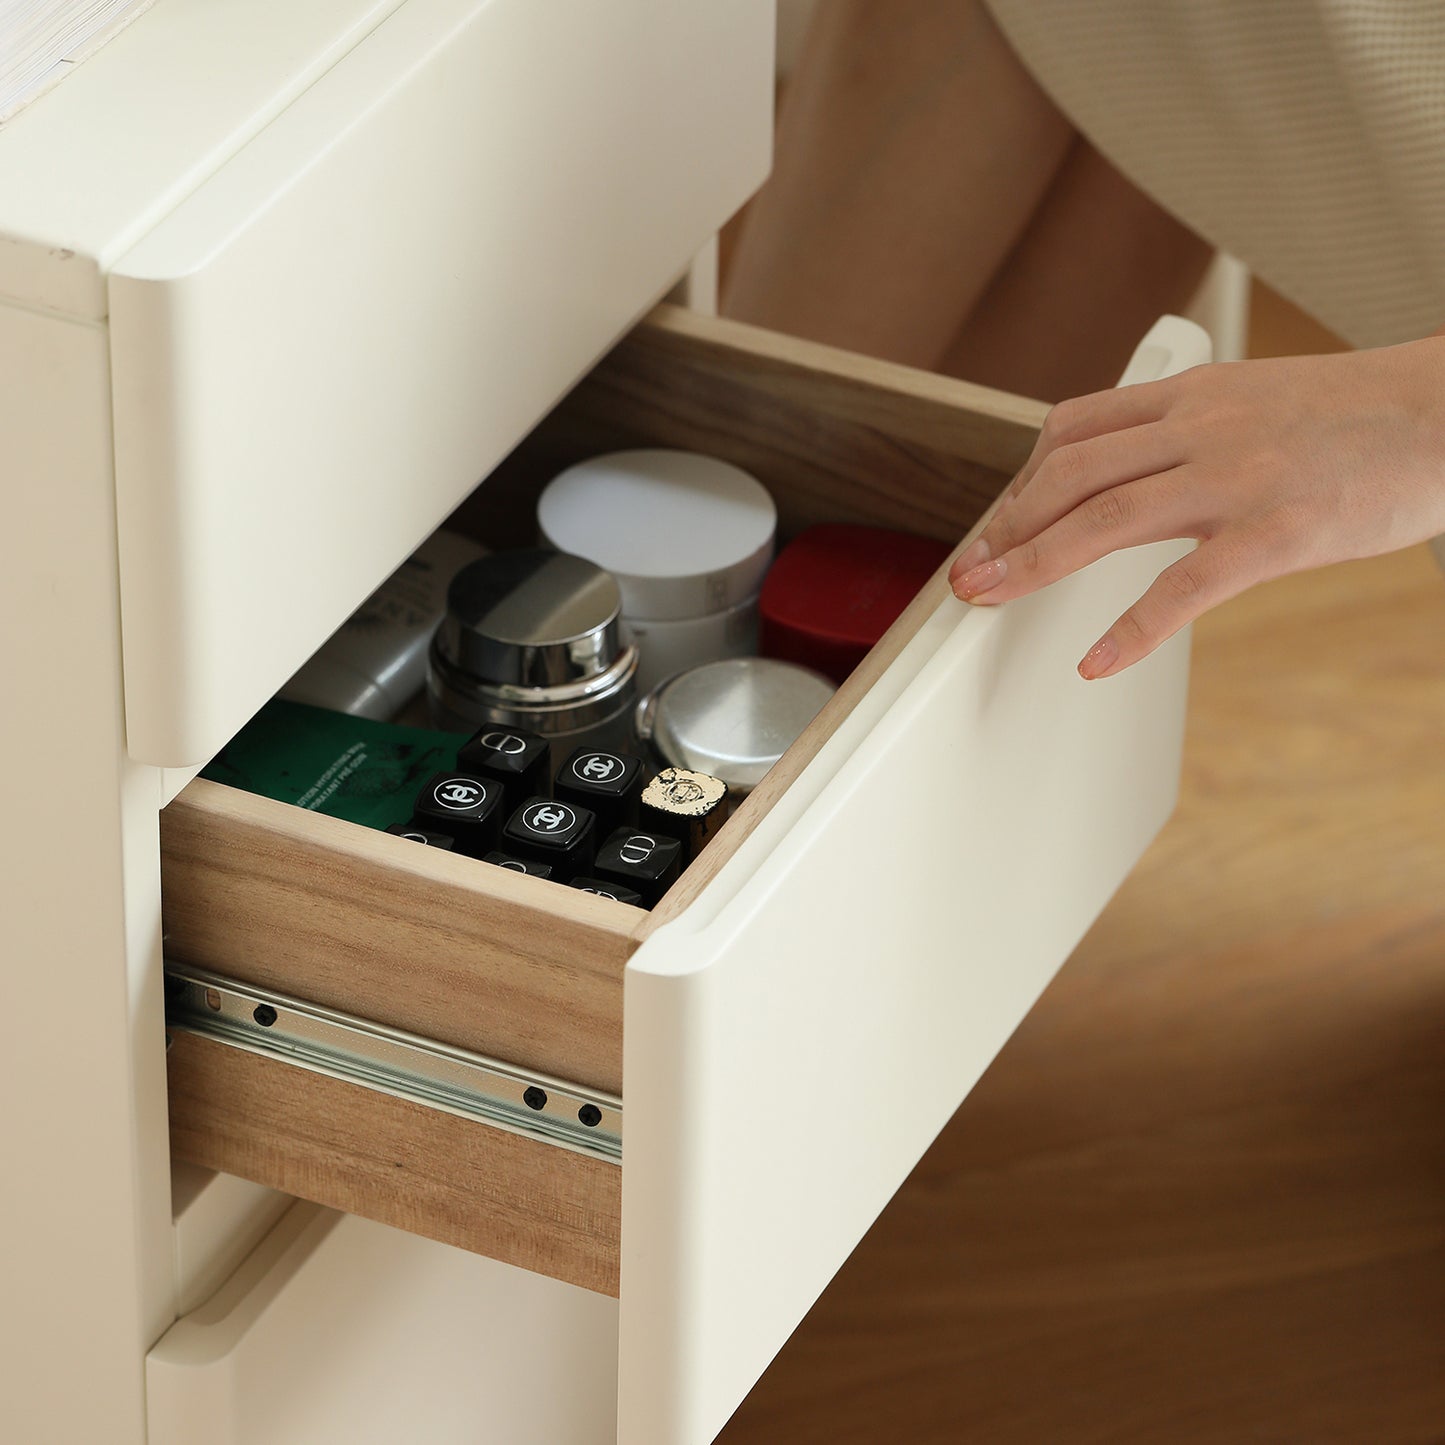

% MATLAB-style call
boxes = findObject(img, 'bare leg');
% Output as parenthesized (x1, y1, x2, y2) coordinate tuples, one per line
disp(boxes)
(721, 0, 1075, 368)
(937, 139, 1213, 400)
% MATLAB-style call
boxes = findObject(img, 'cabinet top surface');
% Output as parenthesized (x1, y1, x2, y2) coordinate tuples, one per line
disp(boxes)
(0, 0, 400, 318)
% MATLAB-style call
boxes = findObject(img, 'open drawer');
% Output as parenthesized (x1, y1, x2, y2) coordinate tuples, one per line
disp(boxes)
(162, 305, 1204, 1444)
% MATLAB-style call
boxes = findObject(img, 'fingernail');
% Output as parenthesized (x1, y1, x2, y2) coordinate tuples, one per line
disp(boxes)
(1078, 635, 1119, 680)
(952, 538, 990, 578)
(954, 556, 1007, 602)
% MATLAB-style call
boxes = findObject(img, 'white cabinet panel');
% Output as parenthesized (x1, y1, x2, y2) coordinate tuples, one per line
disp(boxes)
(148, 1206, 619, 1445)
(0, 0, 406, 318)
(171, 1164, 293, 1316)
(0, 299, 172, 1445)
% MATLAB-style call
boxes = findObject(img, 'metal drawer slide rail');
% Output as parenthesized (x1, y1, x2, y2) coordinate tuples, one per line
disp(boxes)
(164, 965, 622, 1162)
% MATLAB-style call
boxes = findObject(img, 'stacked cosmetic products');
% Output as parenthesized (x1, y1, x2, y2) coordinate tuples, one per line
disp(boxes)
(537, 449, 777, 694)
(392, 724, 728, 910)
(214, 447, 961, 909)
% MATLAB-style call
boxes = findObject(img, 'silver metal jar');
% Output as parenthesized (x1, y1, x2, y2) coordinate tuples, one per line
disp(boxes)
(427, 549, 639, 762)
(635, 657, 835, 795)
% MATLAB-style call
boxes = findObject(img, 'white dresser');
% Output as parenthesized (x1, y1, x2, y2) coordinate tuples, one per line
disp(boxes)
(0, 4, 1203, 1441)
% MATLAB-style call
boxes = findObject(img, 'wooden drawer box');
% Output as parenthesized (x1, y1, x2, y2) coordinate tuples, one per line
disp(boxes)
(162, 304, 1199, 1445)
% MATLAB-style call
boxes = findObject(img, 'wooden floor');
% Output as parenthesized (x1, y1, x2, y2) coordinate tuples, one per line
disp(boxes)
(717, 297, 1445, 1443)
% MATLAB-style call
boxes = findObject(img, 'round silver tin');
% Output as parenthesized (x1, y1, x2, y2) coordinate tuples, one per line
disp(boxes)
(428, 550, 639, 754)
(635, 657, 835, 794)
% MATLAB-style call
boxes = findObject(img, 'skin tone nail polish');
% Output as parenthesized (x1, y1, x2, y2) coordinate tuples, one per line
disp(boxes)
(954, 556, 1008, 601)
(1078, 635, 1119, 680)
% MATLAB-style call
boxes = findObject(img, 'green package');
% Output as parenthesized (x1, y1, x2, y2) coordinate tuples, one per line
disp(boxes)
(201, 699, 469, 832)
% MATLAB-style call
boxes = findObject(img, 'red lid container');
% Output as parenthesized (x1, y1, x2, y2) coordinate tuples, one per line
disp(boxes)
(758, 524, 954, 685)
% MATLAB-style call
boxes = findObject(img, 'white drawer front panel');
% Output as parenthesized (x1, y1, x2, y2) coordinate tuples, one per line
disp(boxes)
(618, 317, 1209, 1445)
(111, 0, 772, 766)
(621, 540, 1193, 1443)
(148, 1205, 619, 1445)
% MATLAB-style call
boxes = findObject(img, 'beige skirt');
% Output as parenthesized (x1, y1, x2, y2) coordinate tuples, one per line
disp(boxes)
(984, 0, 1445, 348)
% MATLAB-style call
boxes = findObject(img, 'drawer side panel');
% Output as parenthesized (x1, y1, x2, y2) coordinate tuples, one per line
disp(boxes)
(161, 779, 634, 1093)
(463, 305, 1044, 551)
(168, 1032, 621, 1295)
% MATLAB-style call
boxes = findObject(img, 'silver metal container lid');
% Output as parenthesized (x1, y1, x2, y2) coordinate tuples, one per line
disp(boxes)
(433, 549, 625, 688)
(637, 657, 836, 793)
(428, 550, 639, 750)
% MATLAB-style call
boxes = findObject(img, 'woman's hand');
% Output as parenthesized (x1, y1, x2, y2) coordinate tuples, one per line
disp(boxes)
(948, 336, 1445, 678)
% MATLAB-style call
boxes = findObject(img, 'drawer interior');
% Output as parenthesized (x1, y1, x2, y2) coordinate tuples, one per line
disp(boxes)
(162, 304, 1045, 1293)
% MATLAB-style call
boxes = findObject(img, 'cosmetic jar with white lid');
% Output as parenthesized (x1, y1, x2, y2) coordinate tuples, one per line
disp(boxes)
(634, 656, 836, 796)
(536, 449, 776, 692)
(427, 549, 638, 763)
(623, 596, 759, 694)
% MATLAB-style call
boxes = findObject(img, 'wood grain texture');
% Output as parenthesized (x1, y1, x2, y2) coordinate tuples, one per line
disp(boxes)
(718, 546, 1445, 1445)
(162, 779, 638, 1094)
(166, 1032, 620, 1295)
(448, 302, 1043, 550)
